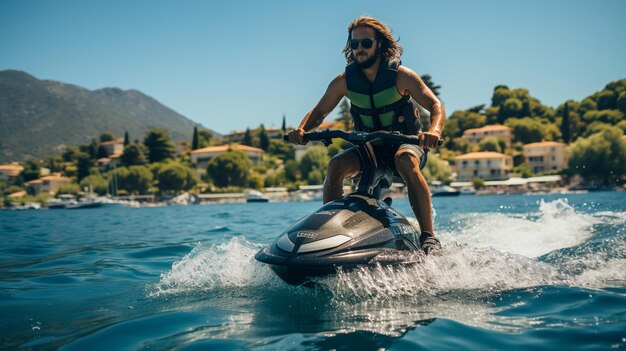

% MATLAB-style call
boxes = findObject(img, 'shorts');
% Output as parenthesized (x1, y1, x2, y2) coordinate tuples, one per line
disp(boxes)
(350, 142, 428, 176)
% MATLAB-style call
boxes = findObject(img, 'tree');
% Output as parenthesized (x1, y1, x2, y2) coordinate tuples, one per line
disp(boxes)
(62, 146, 80, 163)
(617, 91, 626, 115)
(284, 159, 299, 182)
(125, 165, 154, 194)
(258, 124, 270, 151)
(21, 160, 41, 182)
(96, 145, 109, 159)
(198, 130, 213, 148)
(121, 143, 148, 166)
(99, 132, 115, 143)
(505, 117, 548, 144)
(479, 136, 502, 153)
(582, 110, 624, 124)
(582, 122, 614, 138)
(561, 101, 571, 143)
(76, 152, 94, 181)
(421, 153, 452, 182)
(157, 162, 198, 193)
(79, 174, 108, 195)
(56, 183, 80, 195)
(42, 156, 63, 173)
(596, 90, 617, 110)
(87, 139, 99, 159)
(442, 110, 486, 140)
(243, 128, 253, 146)
(207, 150, 252, 188)
(282, 114, 287, 133)
(307, 169, 324, 185)
(421, 74, 441, 97)
(299, 146, 329, 179)
(192, 126, 199, 150)
(268, 140, 295, 160)
(124, 131, 130, 146)
(467, 104, 485, 113)
(568, 127, 626, 184)
(143, 129, 176, 163)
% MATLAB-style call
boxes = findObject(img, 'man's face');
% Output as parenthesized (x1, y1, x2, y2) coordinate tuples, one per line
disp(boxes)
(351, 26, 379, 65)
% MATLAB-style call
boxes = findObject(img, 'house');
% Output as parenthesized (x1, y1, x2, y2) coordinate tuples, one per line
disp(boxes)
(223, 128, 285, 143)
(462, 125, 513, 145)
(0, 163, 24, 181)
(97, 152, 122, 171)
(454, 151, 513, 180)
(100, 138, 124, 157)
(523, 141, 568, 173)
(190, 144, 264, 173)
(26, 174, 73, 195)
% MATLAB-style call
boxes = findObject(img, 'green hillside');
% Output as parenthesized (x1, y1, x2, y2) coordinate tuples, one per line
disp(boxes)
(0, 70, 217, 162)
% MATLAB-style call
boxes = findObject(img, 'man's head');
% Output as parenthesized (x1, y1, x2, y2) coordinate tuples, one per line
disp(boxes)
(343, 16, 403, 67)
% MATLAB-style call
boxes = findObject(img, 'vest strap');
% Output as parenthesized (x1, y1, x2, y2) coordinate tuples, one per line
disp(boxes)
(349, 95, 410, 116)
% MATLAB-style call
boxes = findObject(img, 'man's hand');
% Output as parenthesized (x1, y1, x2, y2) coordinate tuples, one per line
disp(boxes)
(421, 131, 441, 150)
(287, 128, 306, 145)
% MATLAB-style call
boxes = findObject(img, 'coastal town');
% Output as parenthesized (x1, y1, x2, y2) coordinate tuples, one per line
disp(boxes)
(2, 77, 626, 210)
(2, 92, 624, 210)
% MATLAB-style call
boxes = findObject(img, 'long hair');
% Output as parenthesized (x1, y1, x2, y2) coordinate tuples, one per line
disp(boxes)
(342, 16, 403, 65)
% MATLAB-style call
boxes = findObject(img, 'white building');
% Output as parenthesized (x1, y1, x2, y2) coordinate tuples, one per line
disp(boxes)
(26, 174, 73, 195)
(0, 163, 24, 181)
(523, 141, 568, 173)
(462, 125, 513, 144)
(454, 151, 513, 180)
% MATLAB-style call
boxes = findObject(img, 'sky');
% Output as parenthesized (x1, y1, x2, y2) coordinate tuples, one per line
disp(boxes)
(1, 0, 625, 135)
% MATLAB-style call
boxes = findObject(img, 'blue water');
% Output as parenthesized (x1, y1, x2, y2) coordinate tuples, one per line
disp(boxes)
(1, 192, 625, 350)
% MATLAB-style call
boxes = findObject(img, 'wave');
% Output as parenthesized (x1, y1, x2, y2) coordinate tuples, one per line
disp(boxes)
(151, 199, 625, 300)
(442, 199, 600, 257)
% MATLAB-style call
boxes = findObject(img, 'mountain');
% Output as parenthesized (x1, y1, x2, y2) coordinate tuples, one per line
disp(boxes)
(0, 70, 218, 162)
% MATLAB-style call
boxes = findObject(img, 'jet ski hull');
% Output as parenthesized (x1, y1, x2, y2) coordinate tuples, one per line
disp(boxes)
(255, 195, 421, 285)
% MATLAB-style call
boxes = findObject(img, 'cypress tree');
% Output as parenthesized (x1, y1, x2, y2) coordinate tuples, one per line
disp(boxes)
(192, 126, 199, 150)
(258, 124, 270, 151)
(281, 114, 287, 133)
(562, 102, 570, 144)
(124, 131, 130, 146)
(243, 128, 253, 146)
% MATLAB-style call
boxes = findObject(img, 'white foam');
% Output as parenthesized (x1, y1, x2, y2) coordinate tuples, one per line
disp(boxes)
(443, 199, 599, 257)
(150, 236, 281, 297)
(317, 244, 564, 301)
(151, 199, 625, 300)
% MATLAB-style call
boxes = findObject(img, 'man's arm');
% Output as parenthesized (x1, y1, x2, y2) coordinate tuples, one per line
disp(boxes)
(288, 73, 347, 144)
(396, 66, 446, 149)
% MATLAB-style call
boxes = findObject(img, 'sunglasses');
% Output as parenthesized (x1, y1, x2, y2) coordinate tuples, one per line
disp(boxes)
(350, 38, 376, 50)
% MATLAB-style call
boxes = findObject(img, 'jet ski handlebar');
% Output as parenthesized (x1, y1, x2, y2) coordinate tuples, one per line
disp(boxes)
(284, 129, 443, 147)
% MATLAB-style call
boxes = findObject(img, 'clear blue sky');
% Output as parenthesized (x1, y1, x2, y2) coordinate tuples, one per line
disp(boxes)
(1, 0, 625, 135)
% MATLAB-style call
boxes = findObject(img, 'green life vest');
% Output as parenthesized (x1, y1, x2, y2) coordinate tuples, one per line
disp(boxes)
(345, 59, 421, 134)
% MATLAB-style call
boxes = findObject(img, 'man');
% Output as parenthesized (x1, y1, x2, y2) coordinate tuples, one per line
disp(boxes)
(287, 16, 446, 254)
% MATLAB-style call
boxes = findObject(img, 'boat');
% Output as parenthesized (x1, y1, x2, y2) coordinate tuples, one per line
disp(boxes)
(429, 182, 461, 197)
(245, 190, 270, 203)
(255, 130, 442, 285)
(64, 198, 102, 209)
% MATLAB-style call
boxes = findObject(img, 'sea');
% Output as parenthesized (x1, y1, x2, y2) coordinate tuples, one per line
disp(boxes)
(1, 191, 625, 350)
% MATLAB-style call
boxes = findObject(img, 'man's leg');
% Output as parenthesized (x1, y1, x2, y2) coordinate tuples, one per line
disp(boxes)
(394, 149, 434, 233)
(323, 149, 360, 203)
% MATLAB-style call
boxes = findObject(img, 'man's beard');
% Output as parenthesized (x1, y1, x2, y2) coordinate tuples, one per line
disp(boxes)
(353, 47, 380, 69)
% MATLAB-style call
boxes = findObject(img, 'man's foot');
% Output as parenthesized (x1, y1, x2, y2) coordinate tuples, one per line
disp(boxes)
(419, 231, 441, 255)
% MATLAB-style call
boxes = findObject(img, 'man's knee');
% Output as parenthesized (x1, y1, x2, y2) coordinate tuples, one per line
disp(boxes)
(327, 156, 343, 180)
(327, 151, 359, 180)
(394, 150, 420, 176)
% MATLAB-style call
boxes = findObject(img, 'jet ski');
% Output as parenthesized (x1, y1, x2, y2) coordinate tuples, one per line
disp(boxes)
(255, 130, 441, 285)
